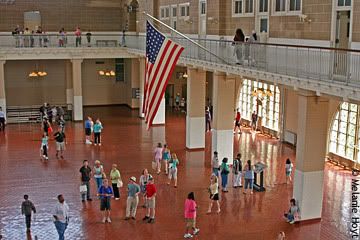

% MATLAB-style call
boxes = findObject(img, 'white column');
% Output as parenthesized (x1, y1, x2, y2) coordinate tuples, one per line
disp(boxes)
(65, 60, 73, 108)
(152, 97, 165, 125)
(0, 60, 6, 115)
(71, 59, 83, 121)
(212, 73, 235, 164)
(139, 58, 145, 118)
(293, 94, 329, 220)
(186, 68, 206, 149)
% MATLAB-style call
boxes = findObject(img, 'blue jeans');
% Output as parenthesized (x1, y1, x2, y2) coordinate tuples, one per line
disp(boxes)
(81, 181, 91, 200)
(212, 168, 219, 177)
(287, 214, 294, 222)
(221, 173, 228, 189)
(54, 221, 68, 240)
(244, 178, 253, 190)
(95, 178, 102, 190)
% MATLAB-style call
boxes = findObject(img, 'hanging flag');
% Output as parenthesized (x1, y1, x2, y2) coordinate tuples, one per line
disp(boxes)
(143, 21, 184, 129)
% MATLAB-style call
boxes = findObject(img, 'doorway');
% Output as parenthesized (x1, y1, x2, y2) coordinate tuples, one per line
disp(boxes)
(333, 11, 350, 76)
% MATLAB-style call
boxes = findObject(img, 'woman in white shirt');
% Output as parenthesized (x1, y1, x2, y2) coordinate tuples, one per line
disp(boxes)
(285, 158, 293, 184)
(207, 175, 220, 214)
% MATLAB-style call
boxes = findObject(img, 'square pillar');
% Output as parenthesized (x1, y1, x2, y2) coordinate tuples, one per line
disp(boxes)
(0, 60, 6, 115)
(71, 59, 83, 121)
(212, 73, 235, 163)
(294, 94, 329, 220)
(65, 60, 73, 107)
(139, 58, 145, 118)
(186, 68, 206, 149)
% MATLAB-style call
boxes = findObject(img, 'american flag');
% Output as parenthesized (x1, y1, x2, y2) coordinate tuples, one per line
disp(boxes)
(143, 21, 184, 129)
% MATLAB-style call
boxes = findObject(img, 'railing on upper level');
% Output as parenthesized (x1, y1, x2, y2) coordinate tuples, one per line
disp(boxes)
(0, 33, 359, 86)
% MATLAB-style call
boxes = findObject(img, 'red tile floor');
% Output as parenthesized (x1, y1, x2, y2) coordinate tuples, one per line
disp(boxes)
(0, 106, 353, 240)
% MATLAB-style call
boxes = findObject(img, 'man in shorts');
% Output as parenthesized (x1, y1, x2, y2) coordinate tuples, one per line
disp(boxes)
(143, 176, 156, 223)
(84, 116, 92, 144)
(54, 127, 66, 159)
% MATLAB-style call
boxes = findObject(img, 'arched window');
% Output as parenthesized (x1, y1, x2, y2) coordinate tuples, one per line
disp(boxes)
(238, 79, 280, 131)
(329, 102, 358, 161)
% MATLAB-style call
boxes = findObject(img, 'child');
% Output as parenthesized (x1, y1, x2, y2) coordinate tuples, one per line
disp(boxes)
(21, 195, 36, 232)
(168, 153, 179, 188)
(184, 192, 200, 239)
(283, 198, 300, 224)
(93, 119, 103, 146)
(40, 133, 49, 160)
(154, 143, 163, 174)
(285, 158, 293, 184)
(207, 175, 220, 214)
(162, 144, 171, 174)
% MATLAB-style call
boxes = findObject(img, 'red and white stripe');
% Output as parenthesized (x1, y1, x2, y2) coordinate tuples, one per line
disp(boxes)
(143, 39, 184, 129)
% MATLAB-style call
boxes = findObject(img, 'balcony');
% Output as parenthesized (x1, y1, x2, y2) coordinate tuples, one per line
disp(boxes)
(1, 33, 359, 101)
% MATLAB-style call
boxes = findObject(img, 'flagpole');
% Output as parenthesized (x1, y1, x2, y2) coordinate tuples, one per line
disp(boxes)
(143, 12, 228, 64)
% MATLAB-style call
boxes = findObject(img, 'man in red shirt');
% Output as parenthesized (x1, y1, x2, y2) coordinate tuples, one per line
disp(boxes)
(234, 109, 242, 134)
(143, 176, 157, 223)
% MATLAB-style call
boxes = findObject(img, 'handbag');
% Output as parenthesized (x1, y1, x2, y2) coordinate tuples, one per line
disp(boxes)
(117, 179, 123, 188)
(79, 184, 87, 193)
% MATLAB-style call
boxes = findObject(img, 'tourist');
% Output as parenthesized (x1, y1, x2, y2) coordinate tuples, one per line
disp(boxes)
(285, 158, 293, 184)
(79, 160, 92, 202)
(36, 26, 43, 47)
(233, 153, 242, 188)
(93, 118, 103, 146)
(98, 179, 113, 223)
(277, 231, 286, 240)
(233, 28, 245, 65)
(42, 117, 51, 136)
(180, 98, 186, 113)
(211, 151, 220, 176)
(168, 153, 179, 188)
(47, 104, 54, 123)
(251, 111, 258, 131)
(205, 107, 212, 132)
(175, 93, 180, 111)
(58, 28, 65, 47)
(122, 29, 126, 47)
(139, 168, 152, 207)
(207, 175, 220, 214)
(40, 132, 49, 160)
(75, 27, 82, 47)
(234, 109, 242, 134)
(143, 176, 156, 223)
(12, 25, 21, 47)
(162, 144, 171, 174)
(84, 116, 92, 144)
(243, 160, 255, 194)
(23, 27, 30, 47)
(58, 115, 66, 133)
(125, 176, 140, 220)
(154, 143, 163, 174)
(184, 192, 200, 239)
(220, 158, 230, 192)
(86, 30, 92, 47)
(283, 198, 300, 224)
(110, 164, 122, 200)
(0, 107, 5, 131)
(52, 194, 69, 240)
(21, 195, 36, 233)
(54, 127, 66, 159)
(93, 160, 105, 191)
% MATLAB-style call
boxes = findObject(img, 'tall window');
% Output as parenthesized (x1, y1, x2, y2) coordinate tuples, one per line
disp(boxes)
(172, 6, 177, 17)
(329, 102, 358, 161)
(238, 79, 281, 131)
(259, 0, 268, 12)
(245, 0, 254, 13)
(289, 0, 301, 11)
(200, 1, 206, 15)
(180, 3, 190, 17)
(160, 6, 170, 19)
(275, 0, 285, 12)
(338, 0, 351, 6)
(234, 0, 243, 14)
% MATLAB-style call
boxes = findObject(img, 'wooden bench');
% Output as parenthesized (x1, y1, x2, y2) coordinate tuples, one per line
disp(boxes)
(96, 40, 118, 47)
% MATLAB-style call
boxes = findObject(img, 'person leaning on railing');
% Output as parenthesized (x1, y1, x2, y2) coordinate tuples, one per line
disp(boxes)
(233, 28, 245, 65)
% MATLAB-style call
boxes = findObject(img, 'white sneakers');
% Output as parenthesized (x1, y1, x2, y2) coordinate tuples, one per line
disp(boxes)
(184, 233, 193, 239)
(184, 229, 199, 238)
(193, 228, 200, 235)
(102, 217, 106, 223)
(102, 217, 111, 223)
(107, 217, 111, 223)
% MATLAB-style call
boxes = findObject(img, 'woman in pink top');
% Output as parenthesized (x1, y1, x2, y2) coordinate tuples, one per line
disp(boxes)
(153, 143, 163, 174)
(184, 192, 200, 239)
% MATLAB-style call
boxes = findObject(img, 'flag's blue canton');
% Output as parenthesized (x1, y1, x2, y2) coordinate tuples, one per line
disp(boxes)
(146, 21, 166, 64)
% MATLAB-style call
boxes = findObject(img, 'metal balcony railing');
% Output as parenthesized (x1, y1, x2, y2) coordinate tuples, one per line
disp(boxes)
(0, 33, 359, 86)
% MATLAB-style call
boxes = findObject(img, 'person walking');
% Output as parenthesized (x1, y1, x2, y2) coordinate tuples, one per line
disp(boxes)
(162, 144, 171, 174)
(93, 160, 105, 191)
(175, 93, 180, 111)
(207, 175, 220, 214)
(143, 176, 156, 223)
(98, 179, 113, 223)
(21, 195, 36, 233)
(234, 109, 242, 134)
(124, 176, 140, 220)
(52, 194, 69, 240)
(40, 132, 49, 160)
(232, 153, 242, 188)
(220, 158, 230, 192)
(154, 143, 163, 174)
(42, 117, 51, 136)
(251, 111, 258, 131)
(53, 127, 66, 159)
(139, 169, 152, 208)
(75, 27, 82, 47)
(93, 119, 103, 146)
(0, 107, 6, 131)
(84, 116, 92, 144)
(110, 164, 122, 200)
(233, 28, 245, 65)
(205, 107, 212, 132)
(243, 160, 255, 194)
(211, 151, 220, 177)
(285, 158, 293, 184)
(168, 153, 179, 188)
(184, 192, 200, 239)
(79, 160, 92, 202)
